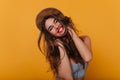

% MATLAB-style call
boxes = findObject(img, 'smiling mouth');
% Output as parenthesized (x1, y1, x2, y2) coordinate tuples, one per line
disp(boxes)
(57, 25, 64, 33)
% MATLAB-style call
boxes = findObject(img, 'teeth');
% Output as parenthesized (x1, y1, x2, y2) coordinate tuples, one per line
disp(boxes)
(59, 27, 62, 32)
(57, 25, 63, 33)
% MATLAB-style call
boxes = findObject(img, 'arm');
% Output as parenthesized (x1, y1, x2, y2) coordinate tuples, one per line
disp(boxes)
(67, 27, 92, 62)
(56, 42, 73, 80)
(79, 36, 92, 52)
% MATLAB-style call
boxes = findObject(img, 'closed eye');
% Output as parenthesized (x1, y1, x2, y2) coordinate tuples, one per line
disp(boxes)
(54, 19, 58, 23)
(47, 19, 58, 31)
(48, 25, 53, 31)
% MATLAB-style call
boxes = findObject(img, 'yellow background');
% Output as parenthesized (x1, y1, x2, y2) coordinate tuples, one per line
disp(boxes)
(0, 0, 120, 80)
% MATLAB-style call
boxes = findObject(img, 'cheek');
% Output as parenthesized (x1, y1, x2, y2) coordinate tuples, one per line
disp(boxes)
(49, 30, 57, 35)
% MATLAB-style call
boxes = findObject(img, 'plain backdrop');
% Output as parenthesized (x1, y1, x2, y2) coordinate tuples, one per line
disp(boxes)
(0, 0, 120, 80)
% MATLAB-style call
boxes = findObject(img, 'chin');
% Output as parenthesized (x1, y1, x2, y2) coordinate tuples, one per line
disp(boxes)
(57, 30, 68, 38)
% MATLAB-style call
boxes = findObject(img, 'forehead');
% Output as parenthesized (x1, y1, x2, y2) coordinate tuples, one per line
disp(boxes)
(45, 18, 54, 29)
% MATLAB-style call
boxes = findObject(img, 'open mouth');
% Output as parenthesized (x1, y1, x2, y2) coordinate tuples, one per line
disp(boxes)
(57, 25, 64, 33)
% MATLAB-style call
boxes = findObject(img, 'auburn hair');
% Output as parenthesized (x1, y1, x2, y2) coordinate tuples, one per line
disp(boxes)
(36, 7, 84, 74)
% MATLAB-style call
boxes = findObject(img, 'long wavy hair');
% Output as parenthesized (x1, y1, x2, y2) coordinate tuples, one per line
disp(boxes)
(36, 7, 84, 74)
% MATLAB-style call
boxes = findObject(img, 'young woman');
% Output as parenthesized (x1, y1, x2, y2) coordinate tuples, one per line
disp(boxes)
(36, 7, 92, 80)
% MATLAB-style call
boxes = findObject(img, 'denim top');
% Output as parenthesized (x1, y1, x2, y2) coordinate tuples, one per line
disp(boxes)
(57, 62, 88, 79)
(71, 62, 88, 78)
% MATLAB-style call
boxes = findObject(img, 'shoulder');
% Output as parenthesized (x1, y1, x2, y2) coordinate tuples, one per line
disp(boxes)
(79, 35, 92, 51)
(79, 35, 91, 42)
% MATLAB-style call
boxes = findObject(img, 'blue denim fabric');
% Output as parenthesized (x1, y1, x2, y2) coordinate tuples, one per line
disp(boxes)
(57, 62, 88, 79)
(71, 62, 88, 78)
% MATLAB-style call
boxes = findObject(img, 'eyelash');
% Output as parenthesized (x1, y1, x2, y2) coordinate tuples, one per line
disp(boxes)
(49, 19, 58, 31)
(49, 26, 53, 31)
(54, 19, 58, 23)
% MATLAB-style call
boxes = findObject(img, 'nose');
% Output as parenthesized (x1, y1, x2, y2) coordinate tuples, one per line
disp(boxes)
(54, 24, 59, 29)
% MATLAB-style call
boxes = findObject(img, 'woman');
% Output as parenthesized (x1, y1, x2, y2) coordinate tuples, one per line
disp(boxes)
(36, 7, 92, 80)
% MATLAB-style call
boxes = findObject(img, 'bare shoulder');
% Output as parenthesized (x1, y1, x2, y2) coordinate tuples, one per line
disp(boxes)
(79, 35, 92, 51)
(79, 35, 91, 42)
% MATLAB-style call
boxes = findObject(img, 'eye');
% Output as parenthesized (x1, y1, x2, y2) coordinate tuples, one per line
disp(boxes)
(48, 26, 53, 31)
(54, 19, 58, 23)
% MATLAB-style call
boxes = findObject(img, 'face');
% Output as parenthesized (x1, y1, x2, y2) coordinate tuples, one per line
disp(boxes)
(45, 18, 66, 37)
